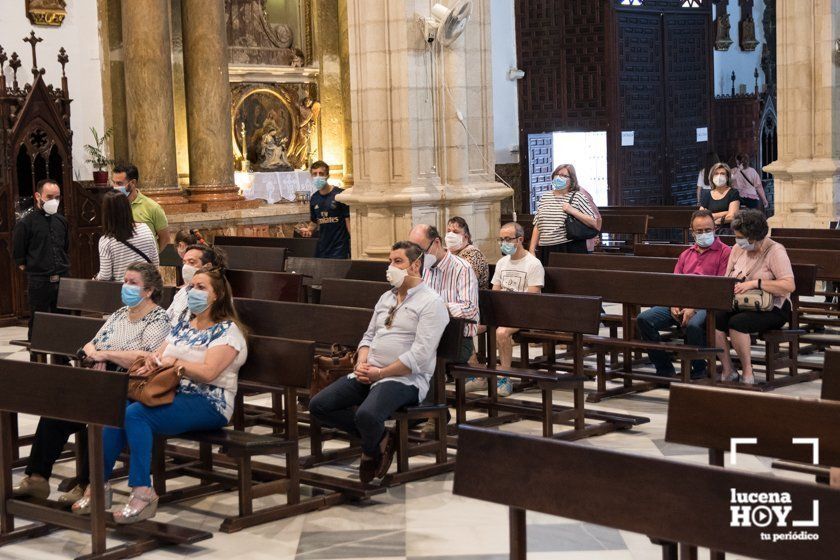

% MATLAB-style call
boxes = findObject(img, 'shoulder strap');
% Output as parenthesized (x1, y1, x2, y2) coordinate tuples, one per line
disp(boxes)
(740, 241, 773, 280)
(120, 238, 152, 264)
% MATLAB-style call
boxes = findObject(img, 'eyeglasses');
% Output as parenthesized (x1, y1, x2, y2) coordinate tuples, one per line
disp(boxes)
(385, 305, 398, 329)
(692, 228, 715, 235)
(497, 237, 520, 243)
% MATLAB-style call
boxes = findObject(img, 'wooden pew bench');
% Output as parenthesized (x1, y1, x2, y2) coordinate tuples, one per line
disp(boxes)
(220, 245, 287, 273)
(319, 278, 389, 309)
(57, 278, 176, 315)
(225, 269, 307, 302)
(215, 235, 319, 257)
(0, 359, 211, 559)
(449, 290, 648, 439)
(597, 214, 649, 252)
(454, 425, 840, 560)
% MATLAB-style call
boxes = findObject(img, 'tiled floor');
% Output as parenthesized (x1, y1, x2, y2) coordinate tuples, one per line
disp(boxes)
(0, 321, 823, 560)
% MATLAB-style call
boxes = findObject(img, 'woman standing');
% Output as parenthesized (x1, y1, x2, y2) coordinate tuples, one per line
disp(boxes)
(732, 153, 769, 211)
(95, 192, 159, 281)
(696, 151, 720, 204)
(528, 164, 599, 262)
(445, 217, 489, 289)
(715, 210, 794, 385)
(74, 267, 248, 523)
(699, 163, 741, 231)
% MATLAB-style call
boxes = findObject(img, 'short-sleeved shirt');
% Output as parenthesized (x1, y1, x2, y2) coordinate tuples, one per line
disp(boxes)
(310, 186, 350, 259)
(700, 187, 740, 218)
(130, 191, 168, 238)
(674, 238, 731, 277)
(164, 319, 248, 420)
(96, 223, 160, 281)
(453, 245, 489, 289)
(533, 190, 597, 246)
(492, 252, 545, 292)
(732, 166, 762, 200)
(725, 238, 794, 308)
(90, 305, 170, 356)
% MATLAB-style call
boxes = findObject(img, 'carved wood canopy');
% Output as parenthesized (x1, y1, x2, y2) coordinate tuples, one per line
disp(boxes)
(26, 0, 67, 27)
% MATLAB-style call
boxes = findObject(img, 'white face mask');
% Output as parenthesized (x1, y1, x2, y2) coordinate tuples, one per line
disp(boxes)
(182, 264, 198, 285)
(386, 264, 409, 288)
(713, 174, 728, 187)
(42, 198, 60, 215)
(445, 232, 465, 251)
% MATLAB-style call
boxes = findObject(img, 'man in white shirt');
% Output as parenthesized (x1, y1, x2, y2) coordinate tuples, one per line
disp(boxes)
(466, 223, 544, 396)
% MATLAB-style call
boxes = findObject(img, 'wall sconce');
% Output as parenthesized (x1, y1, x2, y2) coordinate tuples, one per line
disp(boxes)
(507, 67, 525, 80)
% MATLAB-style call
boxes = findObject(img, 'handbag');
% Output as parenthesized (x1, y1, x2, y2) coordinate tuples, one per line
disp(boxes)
(126, 356, 183, 407)
(309, 344, 357, 398)
(564, 192, 599, 241)
(731, 244, 774, 312)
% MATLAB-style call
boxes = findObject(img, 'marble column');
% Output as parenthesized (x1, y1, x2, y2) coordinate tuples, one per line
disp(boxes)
(121, 0, 183, 203)
(337, 0, 510, 259)
(765, 0, 840, 227)
(181, 0, 241, 204)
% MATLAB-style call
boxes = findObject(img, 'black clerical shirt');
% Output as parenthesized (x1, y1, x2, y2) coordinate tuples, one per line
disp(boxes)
(12, 208, 70, 278)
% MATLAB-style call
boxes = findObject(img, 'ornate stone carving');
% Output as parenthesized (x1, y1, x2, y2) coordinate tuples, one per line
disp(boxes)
(714, 0, 733, 51)
(225, 0, 297, 65)
(26, 0, 67, 27)
(738, 0, 758, 51)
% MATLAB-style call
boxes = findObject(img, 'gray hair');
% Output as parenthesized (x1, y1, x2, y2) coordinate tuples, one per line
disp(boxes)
(125, 261, 163, 303)
(502, 222, 525, 239)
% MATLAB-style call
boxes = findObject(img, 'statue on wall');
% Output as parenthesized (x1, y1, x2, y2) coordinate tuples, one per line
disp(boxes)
(714, 0, 733, 51)
(225, 0, 298, 66)
(259, 130, 292, 171)
(26, 0, 66, 27)
(739, 0, 758, 51)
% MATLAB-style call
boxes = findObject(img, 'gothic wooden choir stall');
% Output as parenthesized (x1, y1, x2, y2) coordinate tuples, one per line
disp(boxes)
(0, 33, 104, 326)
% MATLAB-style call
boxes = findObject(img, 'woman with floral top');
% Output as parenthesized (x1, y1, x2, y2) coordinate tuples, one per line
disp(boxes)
(445, 216, 489, 289)
(73, 266, 248, 524)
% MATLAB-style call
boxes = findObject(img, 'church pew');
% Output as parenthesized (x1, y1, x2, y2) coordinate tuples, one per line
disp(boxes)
(284, 256, 388, 287)
(57, 278, 176, 315)
(597, 214, 649, 251)
(599, 206, 694, 243)
(454, 425, 840, 560)
(214, 235, 319, 258)
(771, 227, 840, 239)
(0, 359, 212, 558)
(225, 269, 307, 302)
(319, 278, 389, 309)
(535, 268, 737, 401)
(548, 252, 677, 274)
(221, 245, 287, 273)
(633, 243, 690, 258)
(719, 234, 840, 251)
(450, 290, 648, 438)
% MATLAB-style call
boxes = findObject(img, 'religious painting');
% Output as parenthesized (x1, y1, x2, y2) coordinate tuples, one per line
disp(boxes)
(26, 0, 67, 26)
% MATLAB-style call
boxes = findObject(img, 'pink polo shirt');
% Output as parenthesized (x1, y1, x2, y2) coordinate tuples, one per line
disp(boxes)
(674, 237, 731, 277)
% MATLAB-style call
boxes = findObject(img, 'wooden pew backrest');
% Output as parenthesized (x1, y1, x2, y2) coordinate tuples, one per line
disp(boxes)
(346, 260, 389, 282)
(0, 359, 126, 427)
(454, 425, 840, 560)
(222, 245, 287, 273)
(548, 253, 677, 274)
(822, 350, 840, 400)
(633, 244, 691, 259)
(58, 278, 176, 314)
(319, 278, 389, 309)
(241, 335, 315, 389)
(772, 228, 840, 239)
(214, 235, 319, 257)
(786, 248, 840, 281)
(479, 290, 602, 334)
(666, 384, 840, 466)
(791, 263, 817, 298)
(284, 256, 351, 285)
(544, 267, 737, 310)
(599, 214, 649, 236)
(30, 313, 106, 357)
(226, 269, 305, 302)
(720, 235, 840, 251)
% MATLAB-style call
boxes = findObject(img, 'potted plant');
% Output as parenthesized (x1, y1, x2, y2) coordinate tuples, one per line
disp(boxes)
(84, 127, 114, 186)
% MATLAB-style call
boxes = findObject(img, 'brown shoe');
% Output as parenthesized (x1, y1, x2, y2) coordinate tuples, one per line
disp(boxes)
(12, 475, 50, 500)
(359, 456, 377, 484)
(58, 484, 86, 505)
(375, 430, 397, 479)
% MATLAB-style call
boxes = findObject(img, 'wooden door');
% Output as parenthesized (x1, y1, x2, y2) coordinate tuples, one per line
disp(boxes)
(527, 133, 553, 213)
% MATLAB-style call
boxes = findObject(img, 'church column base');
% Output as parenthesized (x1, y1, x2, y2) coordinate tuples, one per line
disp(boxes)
(338, 182, 513, 260)
(765, 158, 840, 228)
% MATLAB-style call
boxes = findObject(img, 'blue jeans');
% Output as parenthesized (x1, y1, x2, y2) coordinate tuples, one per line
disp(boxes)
(636, 306, 707, 376)
(309, 376, 419, 456)
(103, 393, 227, 487)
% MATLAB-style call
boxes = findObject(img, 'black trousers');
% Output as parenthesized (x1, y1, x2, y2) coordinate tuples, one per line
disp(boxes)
(26, 417, 89, 486)
(26, 276, 61, 340)
(539, 239, 588, 265)
(715, 300, 791, 334)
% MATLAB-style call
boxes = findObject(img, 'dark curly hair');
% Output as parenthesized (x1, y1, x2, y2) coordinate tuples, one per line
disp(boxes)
(731, 209, 769, 241)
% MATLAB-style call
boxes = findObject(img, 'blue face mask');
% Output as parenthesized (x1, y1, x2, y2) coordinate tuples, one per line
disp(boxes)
(500, 242, 517, 256)
(313, 177, 328, 190)
(552, 177, 568, 190)
(187, 288, 211, 314)
(121, 284, 144, 308)
(735, 237, 755, 251)
(694, 231, 715, 248)
(115, 186, 129, 196)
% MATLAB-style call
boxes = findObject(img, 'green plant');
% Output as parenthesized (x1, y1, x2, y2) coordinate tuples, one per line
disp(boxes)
(83, 127, 114, 171)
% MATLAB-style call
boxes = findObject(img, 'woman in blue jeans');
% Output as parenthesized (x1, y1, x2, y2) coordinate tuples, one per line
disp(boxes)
(72, 267, 248, 523)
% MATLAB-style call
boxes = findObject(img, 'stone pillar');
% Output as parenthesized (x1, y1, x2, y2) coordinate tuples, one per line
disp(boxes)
(181, 0, 241, 206)
(121, 0, 183, 203)
(765, 0, 840, 227)
(338, 0, 510, 259)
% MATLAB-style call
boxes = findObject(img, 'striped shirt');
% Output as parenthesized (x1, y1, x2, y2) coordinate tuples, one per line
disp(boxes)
(533, 190, 597, 246)
(95, 223, 160, 281)
(423, 252, 479, 336)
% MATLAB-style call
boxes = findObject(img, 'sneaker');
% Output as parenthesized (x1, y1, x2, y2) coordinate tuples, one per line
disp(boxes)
(497, 377, 513, 397)
(58, 483, 85, 505)
(464, 377, 487, 392)
(12, 475, 50, 500)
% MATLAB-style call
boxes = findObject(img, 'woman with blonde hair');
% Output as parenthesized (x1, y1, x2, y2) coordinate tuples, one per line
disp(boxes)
(699, 162, 741, 232)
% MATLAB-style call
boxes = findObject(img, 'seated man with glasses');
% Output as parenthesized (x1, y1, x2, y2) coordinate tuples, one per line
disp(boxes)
(465, 222, 544, 396)
(635, 209, 731, 379)
(308, 241, 449, 484)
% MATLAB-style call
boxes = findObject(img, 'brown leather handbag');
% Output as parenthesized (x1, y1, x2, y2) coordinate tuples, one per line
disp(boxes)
(127, 356, 183, 407)
(310, 344, 356, 398)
